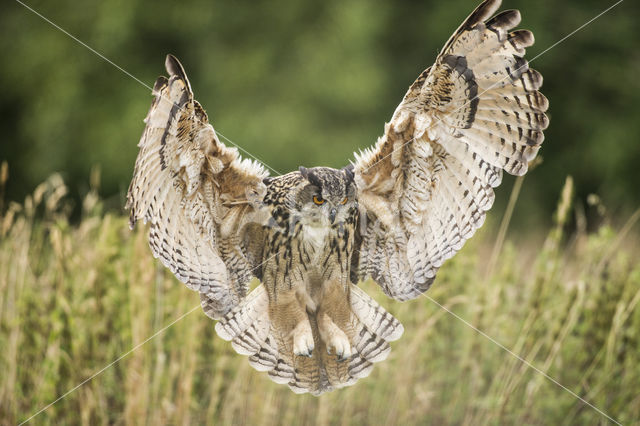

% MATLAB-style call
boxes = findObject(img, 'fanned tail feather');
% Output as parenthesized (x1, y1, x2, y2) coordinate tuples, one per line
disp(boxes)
(215, 284, 403, 395)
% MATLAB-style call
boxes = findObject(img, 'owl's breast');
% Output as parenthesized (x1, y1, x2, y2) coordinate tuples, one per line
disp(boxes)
(299, 221, 354, 281)
(301, 224, 331, 251)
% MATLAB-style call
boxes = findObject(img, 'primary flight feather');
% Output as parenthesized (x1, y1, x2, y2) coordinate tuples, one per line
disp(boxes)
(127, 0, 548, 395)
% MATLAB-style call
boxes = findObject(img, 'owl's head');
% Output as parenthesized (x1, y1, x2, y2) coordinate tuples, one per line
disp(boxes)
(293, 166, 356, 226)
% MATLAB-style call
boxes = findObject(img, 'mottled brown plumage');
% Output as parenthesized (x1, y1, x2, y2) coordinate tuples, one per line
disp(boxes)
(127, 0, 548, 395)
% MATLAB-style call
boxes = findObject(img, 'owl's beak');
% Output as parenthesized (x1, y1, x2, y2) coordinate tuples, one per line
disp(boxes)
(329, 208, 337, 224)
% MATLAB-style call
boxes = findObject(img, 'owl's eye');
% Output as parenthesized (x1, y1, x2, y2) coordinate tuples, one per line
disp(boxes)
(313, 195, 325, 205)
(340, 197, 348, 205)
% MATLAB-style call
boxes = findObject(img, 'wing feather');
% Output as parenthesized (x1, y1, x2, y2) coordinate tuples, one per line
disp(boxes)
(352, 0, 548, 300)
(127, 55, 269, 318)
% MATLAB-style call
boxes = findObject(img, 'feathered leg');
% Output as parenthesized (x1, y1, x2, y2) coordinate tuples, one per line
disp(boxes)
(268, 286, 315, 357)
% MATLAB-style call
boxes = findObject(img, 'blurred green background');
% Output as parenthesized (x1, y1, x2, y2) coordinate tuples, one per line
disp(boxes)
(1, 0, 639, 225)
(2, 1, 640, 424)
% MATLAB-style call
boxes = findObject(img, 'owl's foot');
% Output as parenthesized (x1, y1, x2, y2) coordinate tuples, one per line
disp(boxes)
(318, 314, 352, 361)
(292, 320, 314, 357)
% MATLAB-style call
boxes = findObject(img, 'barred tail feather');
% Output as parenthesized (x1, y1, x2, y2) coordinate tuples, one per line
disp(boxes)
(350, 285, 404, 342)
(214, 284, 403, 395)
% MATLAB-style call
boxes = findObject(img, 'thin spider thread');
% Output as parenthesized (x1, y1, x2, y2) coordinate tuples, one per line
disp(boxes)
(19, 246, 285, 424)
(357, 0, 624, 177)
(420, 293, 622, 425)
(13, 0, 282, 176)
(18, 305, 201, 425)
(13, 0, 625, 423)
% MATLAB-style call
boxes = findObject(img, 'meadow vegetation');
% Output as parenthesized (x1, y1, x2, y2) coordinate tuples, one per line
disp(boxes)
(2, 1, 639, 424)
(1, 167, 639, 425)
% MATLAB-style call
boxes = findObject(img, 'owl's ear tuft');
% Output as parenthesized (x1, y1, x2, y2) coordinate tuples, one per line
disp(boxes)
(300, 167, 322, 189)
(262, 177, 273, 185)
(342, 164, 355, 183)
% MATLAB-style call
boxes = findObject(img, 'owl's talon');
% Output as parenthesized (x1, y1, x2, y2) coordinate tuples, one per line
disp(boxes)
(332, 338, 351, 361)
(299, 348, 312, 357)
(318, 314, 352, 361)
(292, 320, 314, 357)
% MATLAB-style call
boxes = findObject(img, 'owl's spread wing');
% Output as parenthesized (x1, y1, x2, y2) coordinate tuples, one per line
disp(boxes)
(351, 0, 548, 300)
(127, 55, 270, 319)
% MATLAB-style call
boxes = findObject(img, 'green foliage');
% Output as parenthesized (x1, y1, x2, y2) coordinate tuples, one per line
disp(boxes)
(1, 0, 639, 422)
(2, 172, 639, 424)
(1, 0, 639, 223)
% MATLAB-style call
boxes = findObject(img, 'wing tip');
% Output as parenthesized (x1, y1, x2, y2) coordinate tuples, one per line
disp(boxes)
(165, 54, 185, 77)
(152, 75, 168, 94)
(486, 9, 521, 31)
(509, 29, 535, 52)
(466, 0, 502, 28)
(385, 322, 404, 342)
(214, 321, 234, 341)
(165, 54, 192, 91)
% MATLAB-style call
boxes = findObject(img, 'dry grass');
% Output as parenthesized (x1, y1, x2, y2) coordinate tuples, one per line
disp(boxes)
(1, 170, 639, 425)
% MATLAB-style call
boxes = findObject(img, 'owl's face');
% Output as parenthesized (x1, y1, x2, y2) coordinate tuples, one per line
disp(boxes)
(293, 166, 356, 227)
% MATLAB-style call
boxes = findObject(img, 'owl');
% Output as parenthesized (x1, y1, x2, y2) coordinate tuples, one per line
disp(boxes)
(127, 0, 548, 395)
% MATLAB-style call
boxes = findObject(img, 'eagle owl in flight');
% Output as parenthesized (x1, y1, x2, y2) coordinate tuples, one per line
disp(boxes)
(127, 0, 548, 395)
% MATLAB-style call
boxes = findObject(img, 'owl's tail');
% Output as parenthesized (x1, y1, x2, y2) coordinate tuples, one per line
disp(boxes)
(215, 284, 404, 395)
